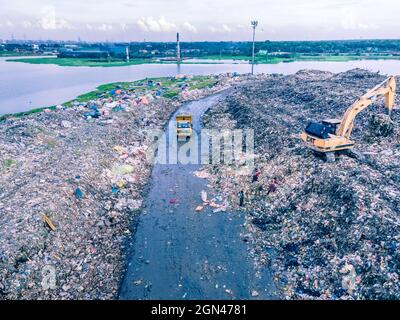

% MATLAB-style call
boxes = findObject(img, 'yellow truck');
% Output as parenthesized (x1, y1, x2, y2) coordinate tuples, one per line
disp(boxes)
(176, 115, 193, 141)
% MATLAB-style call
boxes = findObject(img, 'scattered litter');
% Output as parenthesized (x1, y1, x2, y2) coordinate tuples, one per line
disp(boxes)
(133, 279, 143, 286)
(112, 164, 134, 176)
(251, 290, 259, 297)
(225, 289, 233, 295)
(193, 170, 210, 179)
(200, 190, 208, 203)
(195, 205, 204, 212)
(42, 214, 56, 231)
(116, 180, 127, 189)
(74, 187, 84, 199)
(61, 120, 72, 128)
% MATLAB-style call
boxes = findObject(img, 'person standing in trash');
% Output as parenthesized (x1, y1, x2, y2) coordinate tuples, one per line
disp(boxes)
(252, 168, 261, 183)
(250, 168, 263, 198)
(267, 178, 278, 195)
(239, 190, 245, 207)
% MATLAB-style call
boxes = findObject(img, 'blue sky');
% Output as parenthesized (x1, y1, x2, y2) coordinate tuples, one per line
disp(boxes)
(0, 0, 399, 41)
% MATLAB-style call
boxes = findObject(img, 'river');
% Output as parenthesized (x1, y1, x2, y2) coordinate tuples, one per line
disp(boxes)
(1, 57, 400, 115)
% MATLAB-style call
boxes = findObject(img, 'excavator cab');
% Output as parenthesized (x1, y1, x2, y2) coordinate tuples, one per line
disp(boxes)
(322, 119, 341, 134)
(304, 119, 341, 139)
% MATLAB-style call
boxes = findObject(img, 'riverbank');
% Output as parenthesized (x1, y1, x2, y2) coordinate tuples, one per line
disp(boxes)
(0, 75, 219, 120)
(201, 54, 400, 64)
(8, 54, 400, 68)
(6, 57, 157, 67)
(0, 74, 241, 299)
(0, 52, 47, 57)
(3, 56, 400, 116)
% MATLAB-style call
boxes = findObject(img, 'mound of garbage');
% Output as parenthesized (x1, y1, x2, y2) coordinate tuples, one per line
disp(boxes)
(0, 74, 240, 300)
(202, 69, 400, 300)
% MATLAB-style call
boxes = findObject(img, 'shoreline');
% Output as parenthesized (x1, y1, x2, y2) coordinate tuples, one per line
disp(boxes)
(6, 54, 400, 68)
(0, 75, 222, 121)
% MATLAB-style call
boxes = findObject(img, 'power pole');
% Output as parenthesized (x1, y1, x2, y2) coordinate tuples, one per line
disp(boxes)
(126, 46, 130, 62)
(251, 20, 258, 75)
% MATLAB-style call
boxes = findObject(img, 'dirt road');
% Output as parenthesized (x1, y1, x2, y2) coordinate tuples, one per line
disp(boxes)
(119, 93, 277, 300)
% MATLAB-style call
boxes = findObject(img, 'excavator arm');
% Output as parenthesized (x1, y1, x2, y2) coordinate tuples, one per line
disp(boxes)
(337, 76, 396, 138)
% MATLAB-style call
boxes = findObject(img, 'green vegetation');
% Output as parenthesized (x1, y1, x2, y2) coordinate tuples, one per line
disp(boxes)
(3, 159, 17, 169)
(6, 57, 156, 67)
(200, 53, 400, 64)
(189, 78, 217, 90)
(163, 89, 180, 98)
(9, 52, 400, 68)
(199, 55, 251, 61)
(0, 52, 41, 57)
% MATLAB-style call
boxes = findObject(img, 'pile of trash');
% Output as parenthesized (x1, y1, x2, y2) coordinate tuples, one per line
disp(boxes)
(202, 69, 400, 300)
(366, 114, 395, 139)
(0, 74, 242, 299)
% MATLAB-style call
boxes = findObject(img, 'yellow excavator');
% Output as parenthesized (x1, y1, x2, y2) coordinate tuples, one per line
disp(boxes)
(300, 76, 396, 162)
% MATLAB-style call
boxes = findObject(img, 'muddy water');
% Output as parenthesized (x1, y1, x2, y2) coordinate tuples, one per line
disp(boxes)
(119, 93, 277, 300)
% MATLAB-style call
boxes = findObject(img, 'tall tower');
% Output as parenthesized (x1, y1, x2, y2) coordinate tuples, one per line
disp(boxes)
(176, 32, 181, 63)
(126, 46, 130, 62)
(251, 21, 258, 75)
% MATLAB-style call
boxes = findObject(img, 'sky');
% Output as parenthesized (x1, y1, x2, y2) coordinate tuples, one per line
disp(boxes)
(0, 0, 399, 42)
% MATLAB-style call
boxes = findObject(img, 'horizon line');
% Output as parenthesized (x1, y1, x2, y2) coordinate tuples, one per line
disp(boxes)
(2, 37, 400, 44)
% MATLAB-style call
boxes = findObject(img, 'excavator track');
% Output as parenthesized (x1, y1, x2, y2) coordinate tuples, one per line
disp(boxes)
(325, 152, 335, 163)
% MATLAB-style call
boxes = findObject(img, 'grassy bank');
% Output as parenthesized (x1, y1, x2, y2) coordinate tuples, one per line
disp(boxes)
(0, 52, 46, 57)
(6, 57, 158, 67)
(8, 53, 400, 68)
(200, 54, 400, 64)
(0, 75, 217, 120)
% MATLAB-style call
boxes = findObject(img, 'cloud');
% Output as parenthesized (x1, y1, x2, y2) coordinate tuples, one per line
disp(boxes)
(85, 23, 114, 31)
(208, 24, 232, 33)
(120, 23, 128, 31)
(222, 24, 231, 32)
(38, 5, 72, 30)
(98, 23, 113, 31)
(21, 21, 32, 28)
(340, 7, 378, 30)
(341, 8, 356, 30)
(137, 16, 177, 32)
(182, 22, 197, 33)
